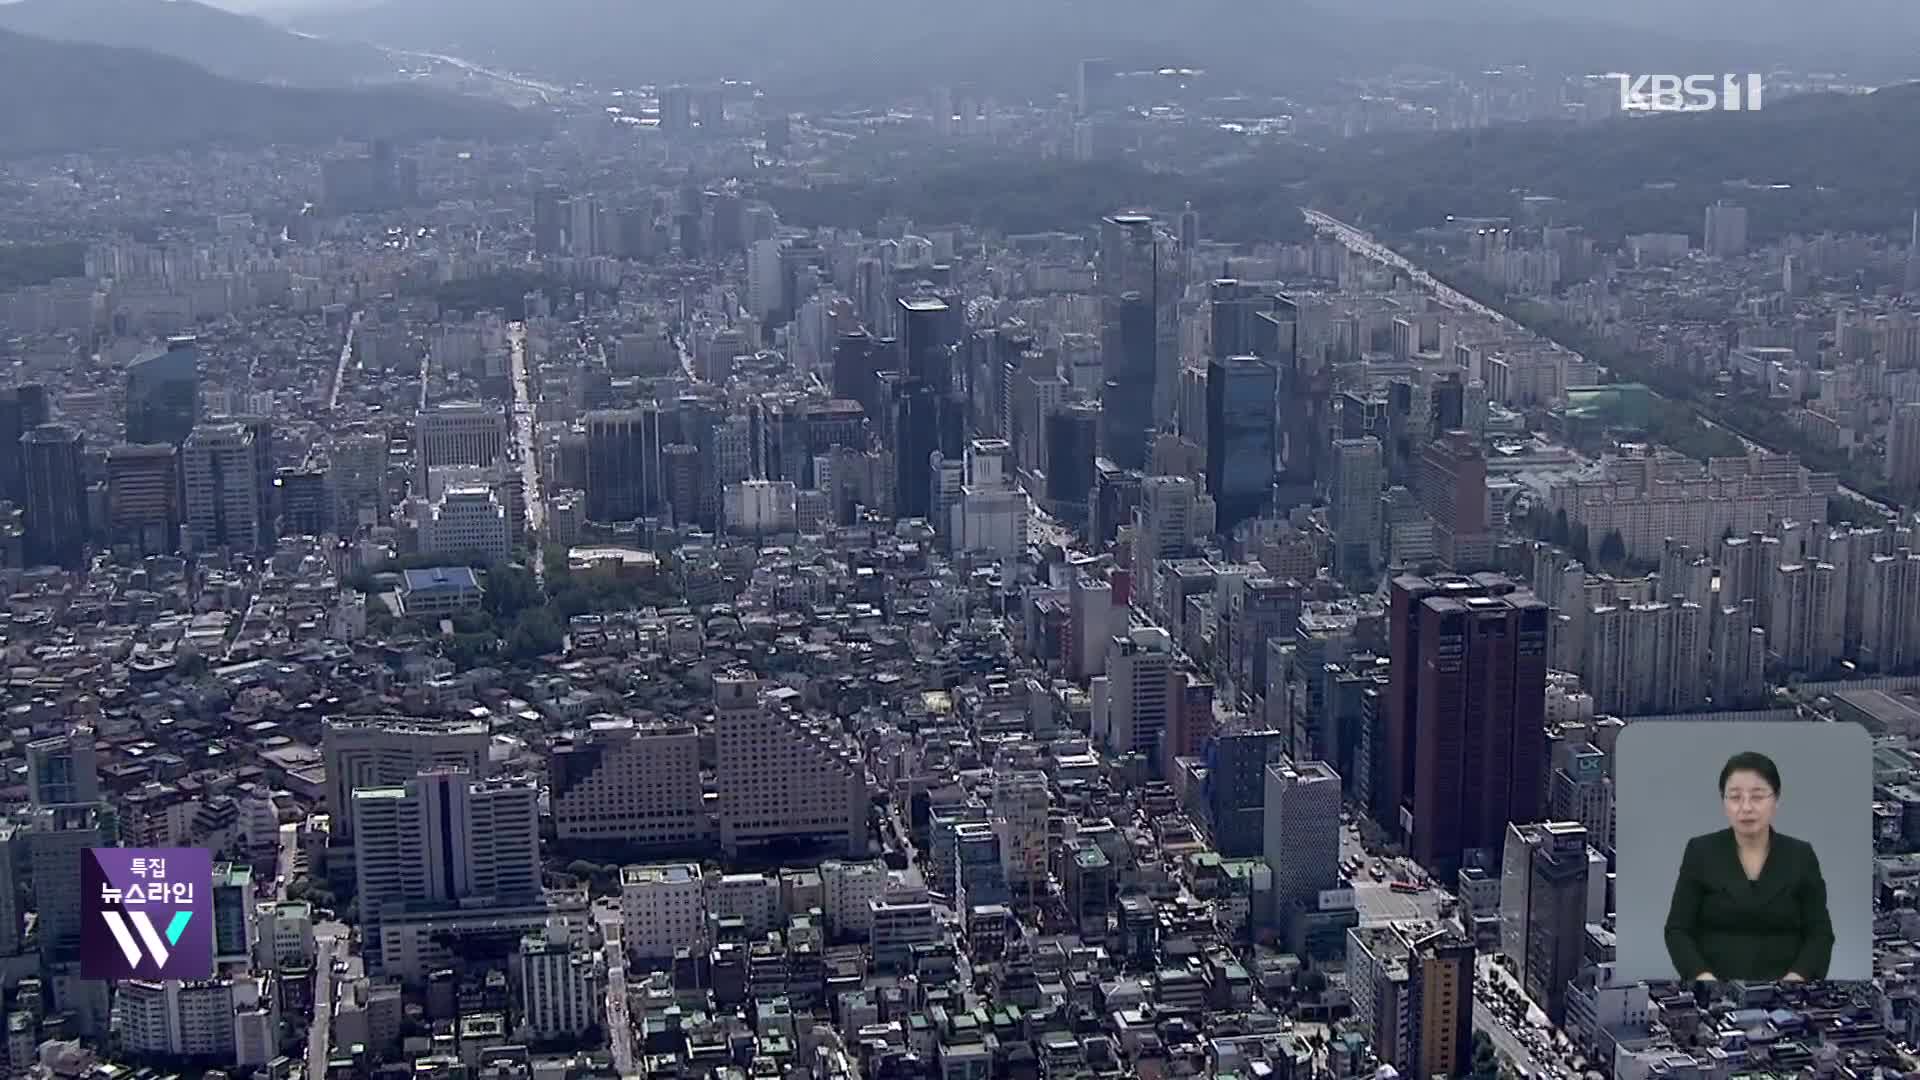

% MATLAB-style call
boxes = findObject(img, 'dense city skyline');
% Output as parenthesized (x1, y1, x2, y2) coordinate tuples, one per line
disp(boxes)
(0, 5, 1914, 1080)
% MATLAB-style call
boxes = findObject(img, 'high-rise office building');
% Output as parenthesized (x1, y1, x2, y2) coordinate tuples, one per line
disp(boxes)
(22, 423, 87, 569)
(1098, 626, 1175, 760)
(584, 407, 663, 523)
(1205, 354, 1278, 534)
(1402, 579, 1550, 878)
(416, 403, 507, 471)
(1405, 926, 1475, 1080)
(328, 428, 390, 534)
(514, 926, 604, 1042)
(712, 673, 866, 858)
(0, 384, 48, 508)
(182, 421, 266, 552)
(833, 331, 883, 418)
(321, 717, 491, 841)
(1101, 292, 1157, 471)
(899, 296, 953, 391)
(27, 727, 100, 808)
(351, 770, 542, 972)
(1704, 200, 1749, 258)
(126, 336, 200, 447)
(1207, 279, 1266, 361)
(1418, 430, 1490, 570)
(416, 486, 511, 564)
(548, 719, 704, 847)
(1329, 437, 1383, 581)
(1206, 728, 1285, 858)
(106, 444, 181, 554)
(891, 380, 941, 520)
(533, 186, 569, 256)
(29, 802, 117, 963)
(1501, 821, 1593, 1024)
(1262, 757, 1341, 928)
(660, 86, 693, 131)
(1045, 401, 1101, 527)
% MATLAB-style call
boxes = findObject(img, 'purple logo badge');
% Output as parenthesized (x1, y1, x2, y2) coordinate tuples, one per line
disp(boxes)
(81, 848, 213, 980)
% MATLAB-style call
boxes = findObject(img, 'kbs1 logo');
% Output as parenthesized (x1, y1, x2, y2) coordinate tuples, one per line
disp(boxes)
(81, 848, 213, 980)
(1616, 74, 1765, 113)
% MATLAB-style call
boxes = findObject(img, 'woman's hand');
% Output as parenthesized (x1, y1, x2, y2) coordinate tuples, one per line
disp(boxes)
(1781, 973, 1806, 983)
(1696, 972, 1717, 981)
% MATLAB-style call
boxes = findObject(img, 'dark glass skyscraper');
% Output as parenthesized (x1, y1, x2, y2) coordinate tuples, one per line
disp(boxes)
(1204, 354, 1278, 534)
(1100, 293, 1156, 471)
(126, 336, 199, 448)
(1387, 574, 1548, 879)
(584, 407, 663, 523)
(0, 384, 50, 507)
(23, 423, 86, 569)
(892, 381, 940, 520)
(1045, 401, 1101, 527)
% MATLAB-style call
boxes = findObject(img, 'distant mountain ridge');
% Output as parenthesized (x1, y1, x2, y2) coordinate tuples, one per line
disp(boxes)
(0, 27, 540, 157)
(0, 0, 394, 86)
(295, 0, 1810, 98)
(1308, 81, 1920, 242)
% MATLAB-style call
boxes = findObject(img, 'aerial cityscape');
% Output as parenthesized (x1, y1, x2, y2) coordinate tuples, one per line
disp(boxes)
(2, 1, 1920, 1079)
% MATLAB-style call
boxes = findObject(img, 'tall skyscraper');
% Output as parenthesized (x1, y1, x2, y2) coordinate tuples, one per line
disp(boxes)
(1419, 430, 1491, 570)
(0, 384, 49, 507)
(1405, 926, 1475, 1079)
(891, 380, 941, 520)
(22, 423, 87, 569)
(1101, 292, 1157, 471)
(125, 336, 200, 447)
(1205, 354, 1278, 534)
(1329, 437, 1384, 581)
(1045, 402, 1101, 527)
(182, 422, 266, 552)
(1502, 821, 1592, 1024)
(1704, 200, 1749, 258)
(833, 331, 883, 418)
(1098, 626, 1175, 760)
(898, 296, 954, 391)
(1406, 582, 1550, 878)
(352, 770, 542, 971)
(107, 444, 181, 554)
(1206, 728, 1285, 858)
(584, 407, 663, 523)
(1207, 279, 1265, 361)
(712, 673, 866, 858)
(1262, 757, 1341, 928)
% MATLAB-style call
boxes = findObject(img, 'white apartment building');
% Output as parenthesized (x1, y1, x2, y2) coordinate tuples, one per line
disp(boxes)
(619, 863, 707, 960)
(870, 888, 939, 972)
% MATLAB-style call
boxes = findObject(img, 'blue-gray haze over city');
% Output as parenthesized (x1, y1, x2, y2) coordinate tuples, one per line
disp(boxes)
(0, 0, 1915, 1078)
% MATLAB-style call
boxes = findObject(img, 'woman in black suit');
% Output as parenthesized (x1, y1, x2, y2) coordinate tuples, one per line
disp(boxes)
(1664, 750, 1834, 983)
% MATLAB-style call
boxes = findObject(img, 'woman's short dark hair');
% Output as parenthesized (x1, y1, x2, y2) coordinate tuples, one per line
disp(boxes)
(1719, 751, 1781, 796)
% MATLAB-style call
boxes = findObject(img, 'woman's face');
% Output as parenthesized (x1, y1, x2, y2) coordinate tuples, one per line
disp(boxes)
(1722, 768, 1777, 838)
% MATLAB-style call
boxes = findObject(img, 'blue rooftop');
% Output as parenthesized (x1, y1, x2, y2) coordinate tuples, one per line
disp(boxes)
(402, 567, 479, 592)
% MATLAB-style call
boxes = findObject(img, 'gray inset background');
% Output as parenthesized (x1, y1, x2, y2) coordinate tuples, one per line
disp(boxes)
(1613, 720, 1872, 982)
